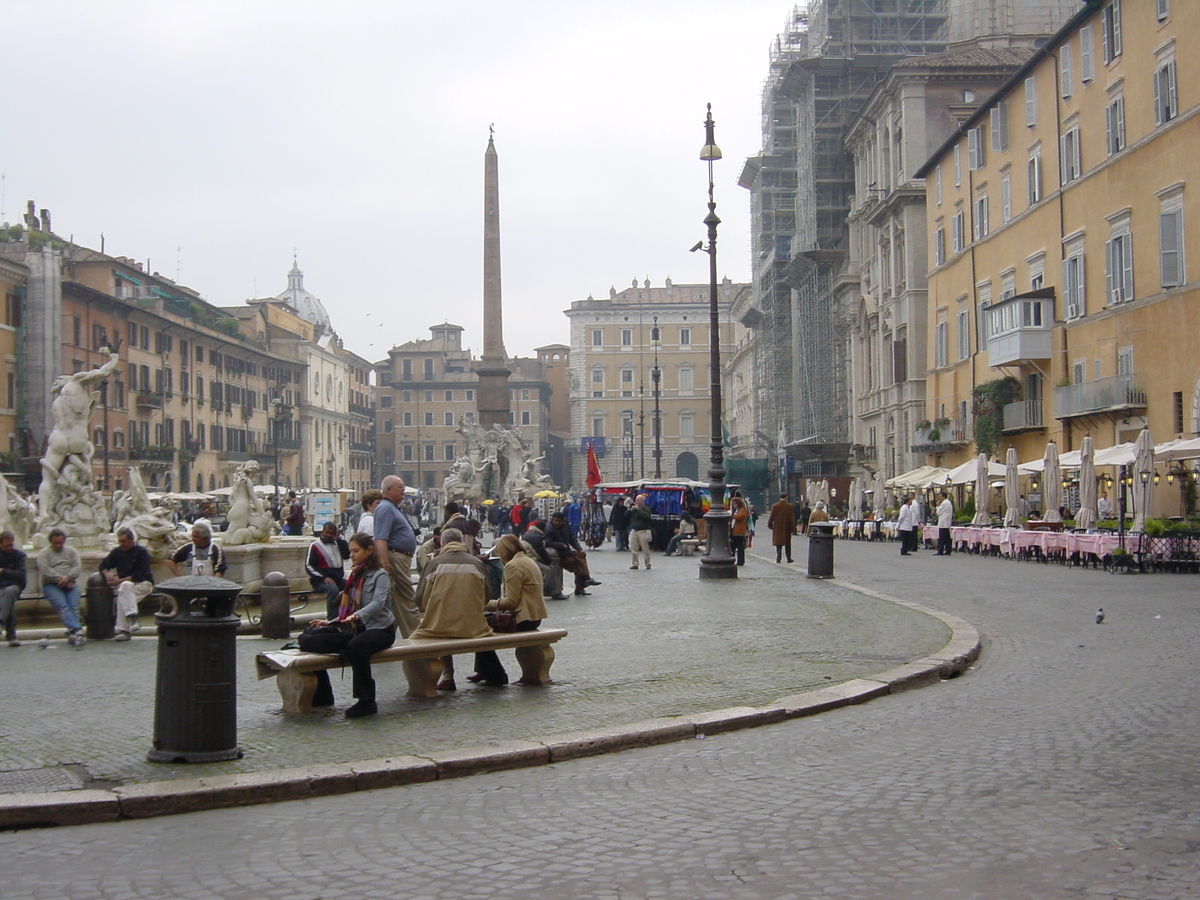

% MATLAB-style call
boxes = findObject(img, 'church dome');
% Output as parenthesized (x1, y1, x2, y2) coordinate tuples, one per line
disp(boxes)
(276, 258, 331, 334)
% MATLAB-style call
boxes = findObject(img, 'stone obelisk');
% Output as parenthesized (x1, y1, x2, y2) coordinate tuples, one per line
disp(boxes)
(476, 129, 511, 428)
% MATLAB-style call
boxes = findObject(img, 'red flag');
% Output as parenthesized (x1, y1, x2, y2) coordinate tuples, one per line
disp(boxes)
(586, 442, 602, 489)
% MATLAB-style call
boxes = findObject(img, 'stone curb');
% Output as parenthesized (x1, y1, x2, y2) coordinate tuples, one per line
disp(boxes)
(0, 570, 980, 830)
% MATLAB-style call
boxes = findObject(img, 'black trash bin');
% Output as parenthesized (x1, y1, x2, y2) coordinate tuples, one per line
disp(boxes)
(807, 522, 835, 579)
(85, 573, 115, 640)
(147, 575, 244, 764)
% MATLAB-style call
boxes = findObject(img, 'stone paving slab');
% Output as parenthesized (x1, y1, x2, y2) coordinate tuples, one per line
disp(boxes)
(0, 546, 956, 821)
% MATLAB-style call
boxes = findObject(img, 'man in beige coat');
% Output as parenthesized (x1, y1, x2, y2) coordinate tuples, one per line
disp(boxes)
(412, 527, 505, 688)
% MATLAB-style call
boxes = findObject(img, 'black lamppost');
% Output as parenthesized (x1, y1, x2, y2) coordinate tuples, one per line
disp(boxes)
(695, 104, 736, 579)
(651, 316, 662, 479)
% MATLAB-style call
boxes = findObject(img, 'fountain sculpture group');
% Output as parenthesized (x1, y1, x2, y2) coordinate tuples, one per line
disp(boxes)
(442, 419, 555, 502)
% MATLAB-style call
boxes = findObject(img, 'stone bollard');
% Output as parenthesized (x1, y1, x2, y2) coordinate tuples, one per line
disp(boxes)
(259, 571, 292, 640)
(85, 572, 115, 640)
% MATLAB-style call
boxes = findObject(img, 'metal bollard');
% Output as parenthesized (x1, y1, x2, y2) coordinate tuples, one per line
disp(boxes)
(259, 571, 292, 640)
(85, 572, 115, 640)
(807, 522, 835, 579)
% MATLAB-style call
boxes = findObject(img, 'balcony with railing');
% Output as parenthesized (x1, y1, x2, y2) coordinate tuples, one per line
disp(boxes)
(349, 403, 374, 418)
(910, 418, 971, 454)
(1052, 373, 1146, 419)
(128, 445, 174, 463)
(135, 391, 164, 410)
(1002, 399, 1044, 432)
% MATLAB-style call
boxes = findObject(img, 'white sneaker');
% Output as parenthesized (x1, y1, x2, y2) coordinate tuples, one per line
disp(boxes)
(113, 631, 131, 642)
(128, 615, 142, 633)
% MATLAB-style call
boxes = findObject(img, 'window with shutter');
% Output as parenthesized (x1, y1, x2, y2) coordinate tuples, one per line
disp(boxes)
(1080, 26, 1094, 83)
(1106, 95, 1125, 155)
(1060, 44, 1073, 99)
(1159, 193, 1184, 287)
(1102, 0, 1121, 63)
(1024, 77, 1037, 126)
(990, 103, 1008, 152)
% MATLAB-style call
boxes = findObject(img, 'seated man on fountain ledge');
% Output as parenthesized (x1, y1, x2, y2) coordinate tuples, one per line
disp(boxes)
(99, 527, 153, 641)
(545, 512, 601, 597)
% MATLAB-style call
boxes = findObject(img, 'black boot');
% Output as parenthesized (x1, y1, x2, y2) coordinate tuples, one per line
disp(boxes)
(312, 671, 335, 707)
(345, 700, 378, 718)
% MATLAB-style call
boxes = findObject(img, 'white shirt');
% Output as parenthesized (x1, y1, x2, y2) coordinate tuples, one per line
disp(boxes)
(358, 513, 375, 539)
(897, 502, 916, 532)
(937, 498, 953, 529)
(1097, 497, 1113, 516)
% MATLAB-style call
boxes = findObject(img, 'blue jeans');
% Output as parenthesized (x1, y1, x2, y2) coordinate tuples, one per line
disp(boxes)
(44, 582, 82, 631)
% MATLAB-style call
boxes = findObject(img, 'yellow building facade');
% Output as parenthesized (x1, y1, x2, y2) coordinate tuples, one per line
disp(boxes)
(917, 0, 1197, 516)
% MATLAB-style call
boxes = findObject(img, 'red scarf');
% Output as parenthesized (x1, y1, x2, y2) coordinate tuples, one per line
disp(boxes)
(338, 563, 370, 620)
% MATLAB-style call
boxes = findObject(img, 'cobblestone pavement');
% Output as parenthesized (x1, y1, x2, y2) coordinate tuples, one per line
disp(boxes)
(0, 545, 946, 787)
(4, 539, 1199, 900)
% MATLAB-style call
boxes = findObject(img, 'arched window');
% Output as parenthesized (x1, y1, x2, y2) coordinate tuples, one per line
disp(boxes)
(675, 452, 700, 480)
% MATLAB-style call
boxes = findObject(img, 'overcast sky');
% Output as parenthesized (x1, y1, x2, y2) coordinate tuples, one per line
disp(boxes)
(3, 1, 791, 366)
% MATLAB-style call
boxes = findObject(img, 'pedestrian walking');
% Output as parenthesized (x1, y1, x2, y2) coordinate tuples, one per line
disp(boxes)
(610, 497, 630, 551)
(628, 494, 654, 570)
(730, 497, 750, 566)
(798, 499, 813, 535)
(768, 493, 797, 563)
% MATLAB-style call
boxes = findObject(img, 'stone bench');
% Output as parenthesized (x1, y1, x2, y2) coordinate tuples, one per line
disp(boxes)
(678, 539, 702, 556)
(255, 627, 569, 714)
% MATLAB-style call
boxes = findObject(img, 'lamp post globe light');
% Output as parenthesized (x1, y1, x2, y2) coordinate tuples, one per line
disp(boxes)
(696, 104, 736, 580)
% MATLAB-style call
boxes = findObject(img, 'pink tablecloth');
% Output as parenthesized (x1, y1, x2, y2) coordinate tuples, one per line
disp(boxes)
(949, 527, 1121, 557)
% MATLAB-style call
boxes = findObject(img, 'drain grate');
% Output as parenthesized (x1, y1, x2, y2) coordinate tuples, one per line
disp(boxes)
(0, 767, 84, 793)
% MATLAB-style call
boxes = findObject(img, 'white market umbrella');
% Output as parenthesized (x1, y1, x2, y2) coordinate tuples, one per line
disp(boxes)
(1155, 436, 1200, 462)
(873, 470, 887, 518)
(849, 477, 863, 518)
(1003, 447, 1021, 528)
(1019, 449, 1082, 472)
(1043, 442, 1063, 524)
(1093, 442, 1137, 467)
(1132, 428, 1156, 532)
(1076, 435, 1098, 531)
(972, 453, 991, 525)
(944, 457, 1008, 485)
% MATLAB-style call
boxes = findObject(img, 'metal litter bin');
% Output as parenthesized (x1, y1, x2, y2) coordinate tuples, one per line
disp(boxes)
(147, 575, 244, 764)
(807, 522, 835, 579)
(85, 573, 115, 640)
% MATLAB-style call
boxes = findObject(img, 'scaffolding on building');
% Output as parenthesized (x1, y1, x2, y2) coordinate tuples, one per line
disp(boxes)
(742, 0, 948, 475)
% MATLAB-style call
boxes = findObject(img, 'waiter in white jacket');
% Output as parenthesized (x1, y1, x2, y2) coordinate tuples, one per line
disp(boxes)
(897, 494, 918, 556)
(935, 492, 954, 556)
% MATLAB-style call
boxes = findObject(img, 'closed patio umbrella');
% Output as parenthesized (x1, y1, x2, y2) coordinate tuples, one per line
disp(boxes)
(1076, 435, 1098, 530)
(1043, 441, 1062, 524)
(1003, 447, 1021, 528)
(848, 477, 862, 518)
(973, 453, 991, 525)
(1132, 427, 1156, 532)
(873, 470, 887, 518)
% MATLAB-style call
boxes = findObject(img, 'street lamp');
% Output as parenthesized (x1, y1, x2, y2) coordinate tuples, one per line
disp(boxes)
(651, 316, 662, 479)
(695, 103, 735, 580)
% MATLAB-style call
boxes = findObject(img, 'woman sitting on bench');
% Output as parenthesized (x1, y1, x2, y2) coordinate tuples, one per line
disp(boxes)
(303, 532, 395, 718)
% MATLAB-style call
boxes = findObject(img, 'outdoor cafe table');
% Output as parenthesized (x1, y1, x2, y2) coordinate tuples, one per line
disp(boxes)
(947, 526, 1122, 560)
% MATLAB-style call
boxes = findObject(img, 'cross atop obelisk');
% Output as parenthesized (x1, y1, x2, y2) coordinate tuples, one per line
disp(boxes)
(476, 128, 511, 427)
